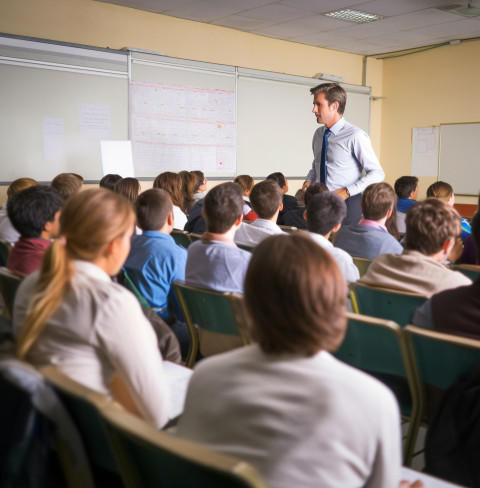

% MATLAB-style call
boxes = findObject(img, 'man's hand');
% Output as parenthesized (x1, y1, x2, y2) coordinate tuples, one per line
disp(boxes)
(334, 188, 349, 200)
(399, 480, 424, 488)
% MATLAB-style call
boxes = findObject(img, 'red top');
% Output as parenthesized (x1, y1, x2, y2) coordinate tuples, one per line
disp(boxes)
(7, 237, 52, 277)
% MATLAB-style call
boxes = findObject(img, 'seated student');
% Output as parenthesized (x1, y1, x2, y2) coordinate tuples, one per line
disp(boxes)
(7, 186, 63, 277)
(266, 172, 298, 224)
(358, 199, 471, 297)
(0, 177, 38, 246)
(153, 172, 188, 230)
(177, 233, 421, 488)
(233, 174, 258, 222)
(180, 171, 196, 213)
(113, 177, 141, 204)
(192, 170, 207, 203)
(305, 192, 359, 284)
(335, 182, 403, 259)
(13, 189, 170, 428)
(412, 210, 480, 338)
(395, 176, 418, 234)
(99, 173, 122, 191)
(427, 180, 471, 242)
(186, 182, 251, 294)
(282, 182, 328, 229)
(50, 173, 83, 201)
(234, 180, 284, 247)
(123, 188, 189, 355)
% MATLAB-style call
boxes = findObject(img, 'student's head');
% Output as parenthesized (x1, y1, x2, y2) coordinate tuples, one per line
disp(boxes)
(249, 180, 283, 219)
(6, 178, 38, 201)
(114, 177, 141, 204)
(361, 182, 396, 221)
(203, 182, 243, 234)
(153, 172, 184, 208)
(135, 188, 173, 231)
(405, 198, 461, 255)
(181, 171, 196, 202)
(394, 176, 418, 200)
(50, 173, 83, 201)
(426, 181, 454, 206)
(306, 192, 346, 236)
(304, 182, 329, 207)
(17, 189, 135, 360)
(310, 83, 347, 116)
(7, 185, 63, 239)
(266, 172, 288, 192)
(245, 233, 346, 356)
(192, 170, 207, 193)
(233, 175, 254, 196)
(99, 173, 122, 191)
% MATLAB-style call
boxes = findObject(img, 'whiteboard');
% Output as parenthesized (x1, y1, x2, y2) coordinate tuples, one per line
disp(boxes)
(0, 36, 128, 182)
(439, 123, 480, 195)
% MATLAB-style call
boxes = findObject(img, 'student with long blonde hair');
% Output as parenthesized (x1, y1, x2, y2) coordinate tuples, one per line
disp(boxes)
(13, 188, 171, 428)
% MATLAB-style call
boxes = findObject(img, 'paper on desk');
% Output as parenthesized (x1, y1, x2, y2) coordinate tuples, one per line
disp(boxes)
(163, 361, 193, 420)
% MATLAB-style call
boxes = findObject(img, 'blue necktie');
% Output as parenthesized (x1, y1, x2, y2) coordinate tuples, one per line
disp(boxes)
(320, 128, 331, 185)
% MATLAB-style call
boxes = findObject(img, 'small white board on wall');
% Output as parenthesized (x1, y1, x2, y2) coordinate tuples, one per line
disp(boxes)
(411, 127, 439, 177)
(439, 122, 480, 196)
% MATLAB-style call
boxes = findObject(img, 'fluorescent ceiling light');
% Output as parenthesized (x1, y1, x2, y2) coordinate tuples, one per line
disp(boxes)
(325, 8, 384, 23)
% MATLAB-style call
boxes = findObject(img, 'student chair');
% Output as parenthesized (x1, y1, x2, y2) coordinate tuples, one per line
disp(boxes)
(351, 256, 372, 277)
(349, 282, 427, 327)
(236, 243, 254, 252)
(0, 266, 22, 321)
(334, 313, 421, 465)
(404, 325, 480, 459)
(278, 225, 297, 233)
(188, 233, 203, 243)
(0, 239, 11, 267)
(120, 268, 150, 309)
(101, 404, 269, 488)
(173, 281, 249, 368)
(449, 264, 480, 281)
(171, 229, 192, 249)
(41, 365, 124, 485)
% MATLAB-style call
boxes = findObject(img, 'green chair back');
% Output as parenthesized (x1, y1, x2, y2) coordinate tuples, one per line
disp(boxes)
(41, 366, 120, 476)
(173, 281, 244, 367)
(102, 405, 269, 488)
(121, 268, 150, 309)
(189, 233, 203, 242)
(335, 313, 421, 465)
(171, 230, 192, 249)
(0, 240, 11, 267)
(350, 282, 427, 326)
(449, 264, 480, 282)
(0, 267, 22, 320)
(352, 256, 372, 277)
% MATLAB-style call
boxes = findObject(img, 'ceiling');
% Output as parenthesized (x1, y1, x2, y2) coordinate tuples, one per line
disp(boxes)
(95, 0, 480, 56)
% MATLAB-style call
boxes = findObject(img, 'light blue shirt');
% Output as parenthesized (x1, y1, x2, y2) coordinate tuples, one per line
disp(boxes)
(306, 118, 384, 196)
(186, 239, 251, 293)
(124, 230, 187, 318)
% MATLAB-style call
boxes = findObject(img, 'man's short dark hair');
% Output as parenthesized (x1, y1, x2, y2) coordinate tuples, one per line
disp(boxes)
(306, 192, 346, 236)
(266, 172, 286, 189)
(394, 176, 418, 199)
(362, 182, 396, 221)
(50, 173, 82, 201)
(310, 83, 347, 115)
(100, 174, 122, 191)
(135, 188, 173, 231)
(249, 180, 283, 219)
(304, 183, 329, 207)
(405, 198, 460, 255)
(203, 182, 243, 234)
(7, 185, 63, 238)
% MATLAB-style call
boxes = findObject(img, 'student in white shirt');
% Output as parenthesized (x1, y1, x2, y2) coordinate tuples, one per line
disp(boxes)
(13, 188, 170, 428)
(153, 172, 188, 230)
(234, 179, 284, 247)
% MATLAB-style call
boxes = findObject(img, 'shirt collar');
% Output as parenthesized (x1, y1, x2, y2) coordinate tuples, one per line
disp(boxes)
(141, 230, 172, 240)
(74, 260, 111, 282)
(358, 219, 387, 232)
(307, 231, 333, 248)
(328, 117, 345, 136)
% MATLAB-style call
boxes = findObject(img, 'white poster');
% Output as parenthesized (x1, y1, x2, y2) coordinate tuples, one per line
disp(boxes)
(101, 140, 134, 177)
(131, 81, 236, 174)
(43, 118, 64, 161)
(411, 127, 439, 177)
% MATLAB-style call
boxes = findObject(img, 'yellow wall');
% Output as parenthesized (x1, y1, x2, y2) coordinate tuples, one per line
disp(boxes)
(380, 39, 480, 204)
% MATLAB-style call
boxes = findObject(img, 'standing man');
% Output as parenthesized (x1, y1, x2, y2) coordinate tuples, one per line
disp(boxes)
(303, 83, 385, 225)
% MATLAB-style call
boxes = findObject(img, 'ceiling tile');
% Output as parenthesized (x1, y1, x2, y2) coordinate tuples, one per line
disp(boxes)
(214, 14, 277, 31)
(412, 18, 480, 37)
(241, 3, 315, 21)
(163, 1, 241, 22)
(279, 0, 370, 14)
(355, 0, 461, 16)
